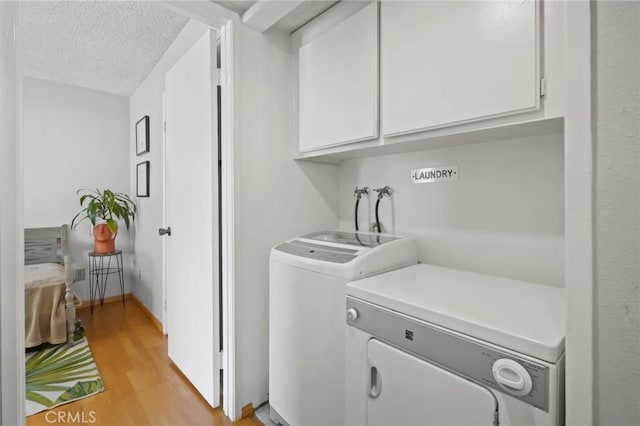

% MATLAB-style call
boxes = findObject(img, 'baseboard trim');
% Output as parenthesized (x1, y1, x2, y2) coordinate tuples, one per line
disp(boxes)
(241, 403, 254, 419)
(78, 293, 132, 310)
(131, 294, 163, 333)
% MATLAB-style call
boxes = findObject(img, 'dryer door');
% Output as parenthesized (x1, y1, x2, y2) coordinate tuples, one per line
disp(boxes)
(367, 339, 498, 426)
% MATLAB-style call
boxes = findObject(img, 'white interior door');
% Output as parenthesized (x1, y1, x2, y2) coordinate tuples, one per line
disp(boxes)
(367, 339, 497, 425)
(164, 29, 220, 408)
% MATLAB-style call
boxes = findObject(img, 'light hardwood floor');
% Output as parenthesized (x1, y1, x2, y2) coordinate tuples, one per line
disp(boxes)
(27, 301, 262, 426)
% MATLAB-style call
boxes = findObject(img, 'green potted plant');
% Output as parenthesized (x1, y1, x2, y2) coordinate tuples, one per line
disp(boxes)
(71, 189, 137, 254)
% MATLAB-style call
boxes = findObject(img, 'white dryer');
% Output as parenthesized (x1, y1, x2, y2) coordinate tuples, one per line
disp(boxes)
(269, 231, 418, 426)
(346, 264, 565, 426)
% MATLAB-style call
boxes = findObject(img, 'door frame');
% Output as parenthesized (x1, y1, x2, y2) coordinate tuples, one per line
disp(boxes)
(1, 2, 26, 424)
(1, 1, 241, 423)
(160, 1, 238, 420)
(161, 92, 167, 333)
(564, 1, 596, 424)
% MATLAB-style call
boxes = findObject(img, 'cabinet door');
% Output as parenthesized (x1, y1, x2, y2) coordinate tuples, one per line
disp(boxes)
(367, 339, 497, 426)
(381, 0, 539, 137)
(298, 2, 378, 152)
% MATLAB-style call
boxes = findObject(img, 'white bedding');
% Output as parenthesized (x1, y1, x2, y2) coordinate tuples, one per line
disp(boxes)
(24, 263, 66, 289)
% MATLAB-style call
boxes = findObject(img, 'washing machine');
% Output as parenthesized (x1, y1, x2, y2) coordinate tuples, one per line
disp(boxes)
(269, 230, 418, 426)
(346, 263, 565, 426)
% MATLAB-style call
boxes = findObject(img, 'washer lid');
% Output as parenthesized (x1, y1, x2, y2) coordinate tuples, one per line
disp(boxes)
(273, 231, 400, 264)
(271, 231, 418, 279)
(346, 264, 565, 363)
(303, 230, 397, 247)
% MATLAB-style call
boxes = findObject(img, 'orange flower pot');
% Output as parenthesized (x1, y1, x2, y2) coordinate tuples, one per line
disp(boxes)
(93, 223, 117, 254)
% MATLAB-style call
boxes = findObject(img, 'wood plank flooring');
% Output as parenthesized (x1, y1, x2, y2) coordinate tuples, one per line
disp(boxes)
(27, 301, 262, 426)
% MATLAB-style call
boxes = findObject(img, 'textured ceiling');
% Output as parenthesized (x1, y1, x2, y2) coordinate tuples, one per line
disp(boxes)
(23, 1, 189, 96)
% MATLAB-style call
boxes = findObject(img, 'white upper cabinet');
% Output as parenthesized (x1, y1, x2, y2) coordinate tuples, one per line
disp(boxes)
(381, 0, 540, 137)
(298, 2, 378, 152)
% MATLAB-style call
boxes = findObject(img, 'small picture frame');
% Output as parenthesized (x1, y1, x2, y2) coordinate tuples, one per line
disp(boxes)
(136, 161, 150, 197)
(136, 116, 150, 155)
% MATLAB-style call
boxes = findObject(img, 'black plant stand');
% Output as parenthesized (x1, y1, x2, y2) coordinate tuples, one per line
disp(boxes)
(88, 250, 125, 314)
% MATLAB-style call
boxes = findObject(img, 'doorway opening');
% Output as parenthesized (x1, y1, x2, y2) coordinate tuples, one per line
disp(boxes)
(17, 1, 234, 417)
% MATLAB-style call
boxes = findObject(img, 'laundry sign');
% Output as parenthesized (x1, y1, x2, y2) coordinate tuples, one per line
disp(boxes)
(410, 165, 459, 184)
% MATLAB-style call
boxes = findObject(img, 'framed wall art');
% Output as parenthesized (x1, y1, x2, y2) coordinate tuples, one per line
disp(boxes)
(136, 161, 150, 197)
(136, 115, 150, 155)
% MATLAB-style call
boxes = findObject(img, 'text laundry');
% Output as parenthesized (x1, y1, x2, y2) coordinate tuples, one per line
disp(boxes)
(413, 169, 456, 180)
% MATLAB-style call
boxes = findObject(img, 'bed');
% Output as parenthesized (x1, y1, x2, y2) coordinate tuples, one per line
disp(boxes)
(25, 225, 81, 348)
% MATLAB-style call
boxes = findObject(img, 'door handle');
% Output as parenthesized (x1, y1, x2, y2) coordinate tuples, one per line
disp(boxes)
(368, 366, 381, 399)
(158, 227, 172, 236)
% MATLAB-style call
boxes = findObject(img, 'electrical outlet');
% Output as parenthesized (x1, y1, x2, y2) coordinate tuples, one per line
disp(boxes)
(74, 268, 86, 282)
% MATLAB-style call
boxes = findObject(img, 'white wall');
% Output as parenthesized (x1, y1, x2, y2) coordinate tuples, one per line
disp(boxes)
(23, 77, 131, 301)
(128, 19, 209, 323)
(232, 25, 339, 414)
(338, 133, 564, 287)
(594, 2, 640, 424)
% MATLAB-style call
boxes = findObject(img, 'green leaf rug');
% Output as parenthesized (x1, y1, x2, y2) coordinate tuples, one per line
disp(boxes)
(25, 329, 104, 416)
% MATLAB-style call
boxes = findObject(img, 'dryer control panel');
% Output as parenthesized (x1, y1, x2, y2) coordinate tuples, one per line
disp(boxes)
(346, 297, 552, 411)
